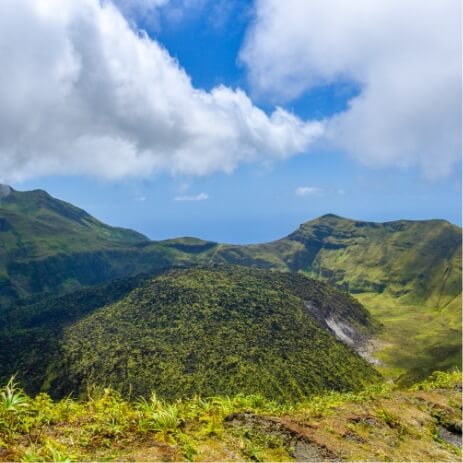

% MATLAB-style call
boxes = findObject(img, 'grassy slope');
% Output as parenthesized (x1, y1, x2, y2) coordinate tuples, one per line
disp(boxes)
(2, 190, 460, 311)
(206, 215, 462, 383)
(1, 188, 461, 385)
(1, 371, 461, 462)
(2, 188, 460, 312)
(0, 274, 153, 394)
(42, 267, 379, 401)
(356, 292, 462, 384)
(0, 188, 205, 303)
(0, 188, 144, 301)
(0, 188, 148, 259)
(211, 214, 462, 308)
(0, 267, 379, 399)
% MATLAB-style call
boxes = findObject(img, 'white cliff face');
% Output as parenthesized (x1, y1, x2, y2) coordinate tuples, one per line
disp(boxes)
(325, 315, 383, 366)
(304, 301, 381, 365)
(305, 302, 357, 347)
(0, 184, 11, 198)
(325, 317, 355, 346)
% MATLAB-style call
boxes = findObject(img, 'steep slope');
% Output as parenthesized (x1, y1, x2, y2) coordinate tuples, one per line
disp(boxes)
(19, 267, 380, 401)
(206, 216, 461, 381)
(1, 187, 460, 386)
(211, 214, 462, 307)
(0, 186, 198, 304)
(0, 185, 147, 252)
(0, 273, 152, 393)
(2, 187, 460, 310)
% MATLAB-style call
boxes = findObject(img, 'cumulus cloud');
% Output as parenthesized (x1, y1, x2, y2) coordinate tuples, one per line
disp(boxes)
(241, 0, 461, 178)
(174, 193, 209, 201)
(295, 186, 322, 196)
(0, 0, 323, 183)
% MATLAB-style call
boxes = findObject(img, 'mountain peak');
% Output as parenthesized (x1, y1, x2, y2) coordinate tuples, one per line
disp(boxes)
(316, 213, 357, 224)
(297, 213, 353, 229)
(319, 213, 343, 220)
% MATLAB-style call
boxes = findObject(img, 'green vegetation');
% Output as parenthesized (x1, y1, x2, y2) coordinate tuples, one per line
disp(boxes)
(206, 215, 462, 385)
(212, 214, 462, 308)
(1, 267, 380, 401)
(0, 187, 147, 304)
(202, 215, 462, 385)
(356, 292, 462, 385)
(0, 274, 153, 394)
(1, 371, 460, 462)
(1, 189, 460, 312)
(0, 187, 203, 304)
(0, 187, 460, 394)
(0, 188, 461, 460)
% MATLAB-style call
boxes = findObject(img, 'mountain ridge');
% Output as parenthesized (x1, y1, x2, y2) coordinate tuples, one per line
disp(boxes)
(0, 186, 461, 308)
(0, 187, 460, 398)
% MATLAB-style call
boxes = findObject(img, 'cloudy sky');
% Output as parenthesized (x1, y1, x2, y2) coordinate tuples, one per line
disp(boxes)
(1, 0, 461, 242)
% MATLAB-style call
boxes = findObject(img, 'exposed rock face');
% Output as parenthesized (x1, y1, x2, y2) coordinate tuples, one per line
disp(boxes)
(226, 413, 339, 462)
(303, 301, 381, 364)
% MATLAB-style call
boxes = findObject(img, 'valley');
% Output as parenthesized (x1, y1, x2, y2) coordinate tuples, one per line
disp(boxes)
(1, 1, 460, 460)
(0, 186, 460, 388)
(0, 186, 461, 461)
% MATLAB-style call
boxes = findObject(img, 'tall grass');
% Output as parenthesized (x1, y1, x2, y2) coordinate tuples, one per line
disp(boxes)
(0, 371, 460, 462)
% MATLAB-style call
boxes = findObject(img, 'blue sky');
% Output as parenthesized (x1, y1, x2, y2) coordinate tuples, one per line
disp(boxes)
(8, 0, 462, 243)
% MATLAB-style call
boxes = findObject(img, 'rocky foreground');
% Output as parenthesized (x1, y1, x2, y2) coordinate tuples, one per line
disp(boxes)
(1, 371, 461, 462)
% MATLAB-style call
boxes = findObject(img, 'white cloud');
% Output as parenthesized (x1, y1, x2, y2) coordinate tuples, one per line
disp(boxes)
(134, 195, 147, 201)
(0, 0, 323, 183)
(174, 193, 209, 201)
(295, 186, 322, 196)
(241, 0, 461, 178)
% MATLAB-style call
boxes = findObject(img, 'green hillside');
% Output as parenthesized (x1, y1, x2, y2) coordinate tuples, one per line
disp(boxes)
(1, 187, 460, 385)
(0, 186, 148, 254)
(205, 215, 461, 382)
(1, 187, 460, 310)
(1, 267, 380, 401)
(211, 214, 462, 307)
(0, 186, 200, 304)
(0, 274, 152, 394)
